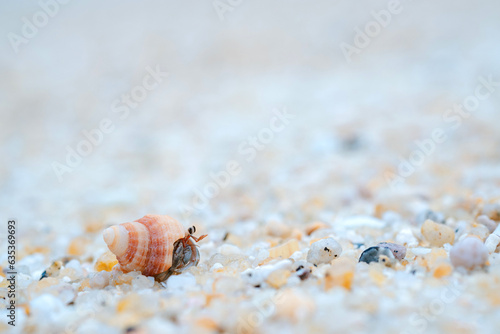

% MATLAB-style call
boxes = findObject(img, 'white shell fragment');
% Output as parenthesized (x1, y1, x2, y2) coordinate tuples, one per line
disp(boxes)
(485, 224, 500, 254)
(306, 238, 342, 265)
(377, 242, 406, 261)
(450, 237, 488, 270)
(241, 260, 292, 287)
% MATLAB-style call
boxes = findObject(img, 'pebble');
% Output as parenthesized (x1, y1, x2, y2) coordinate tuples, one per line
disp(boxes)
(477, 215, 497, 233)
(29, 277, 60, 295)
(395, 228, 419, 247)
(111, 271, 140, 286)
(381, 211, 401, 224)
(454, 220, 468, 239)
(241, 268, 265, 287)
(242, 260, 292, 287)
(94, 252, 118, 272)
(469, 224, 490, 241)
(89, 271, 111, 289)
(265, 220, 292, 238)
(208, 253, 249, 268)
(18, 254, 46, 274)
(450, 237, 488, 270)
(266, 269, 290, 288)
(377, 242, 406, 260)
(17, 272, 34, 289)
(433, 263, 453, 278)
(358, 246, 395, 266)
(77, 320, 121, 334)
(324, 257, 356, 290)
(304, 222, 329, 236)
(40, 260, 63, 280)
(344, 230, 364, 244)
(143, 317, 177, 332)
(210, 263, 224, 272)
(275, 289, 315, 322)
(30, 293, 67, 322)
(420, 219, 455, 247)
(212, 276, 245, 294)
(165, 273, 197, 291)
(65, 259, 84, 279)
(292, 260, 313, 280)
(306, 238, 342, 265)
(217, 244, 242, 256)
(67, 236, 91, 256)
(482, 203, 500, 220)
(485, 224, 500, 254)
(132, 275, 155, 290)
(269, 239, 299, 259)
(416, 210, 445, 225)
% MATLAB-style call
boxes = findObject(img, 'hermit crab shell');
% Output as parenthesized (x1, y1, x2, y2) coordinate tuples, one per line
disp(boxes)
(103, 214, 186, 276)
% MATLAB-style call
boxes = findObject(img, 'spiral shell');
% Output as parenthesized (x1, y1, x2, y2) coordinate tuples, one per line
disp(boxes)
(103, 214, 187, 276)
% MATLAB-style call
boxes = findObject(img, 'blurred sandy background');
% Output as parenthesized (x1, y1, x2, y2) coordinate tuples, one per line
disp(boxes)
(1, 0, 500, 255)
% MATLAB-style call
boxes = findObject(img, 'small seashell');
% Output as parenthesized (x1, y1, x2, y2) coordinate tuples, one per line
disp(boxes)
(450, 237, 488, 270)
(376, 242, 406, 261)
(103, 215, 206, 281)
(359, 246, 395, 266)
(307, 238, 342, 265)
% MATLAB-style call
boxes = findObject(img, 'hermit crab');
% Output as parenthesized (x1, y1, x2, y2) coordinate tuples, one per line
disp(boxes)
(103, 214, 207, 282)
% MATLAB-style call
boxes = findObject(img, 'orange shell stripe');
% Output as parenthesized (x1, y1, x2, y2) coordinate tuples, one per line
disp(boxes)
(136, 215, 184, 276)
(120, 222, 139, 266)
